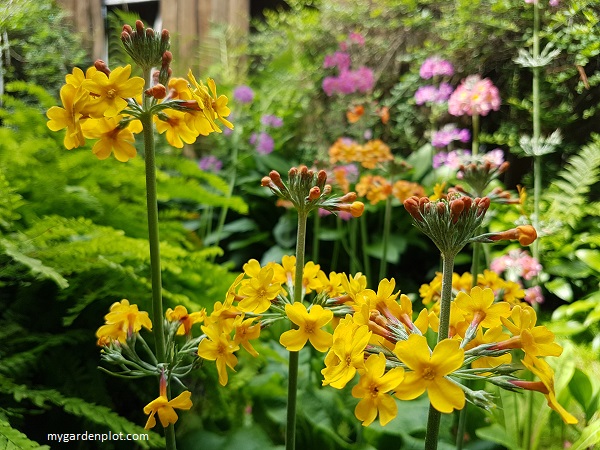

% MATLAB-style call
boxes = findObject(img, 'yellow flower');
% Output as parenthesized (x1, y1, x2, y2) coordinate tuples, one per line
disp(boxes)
(477, 269, 505, 291)
(394, 334, 465, 413)
(81, 116, 139, 162)
(165, 305, 206, 336)
(82, 65, 145, 117)
(515, 355, 578, 424)
(356, 174, 392, 205)
(392, 180, 425, 203)
(464, 326, 511, 370)
(187, 70, 233, 133)
(340, 272, 368, 305)
(419, 273, 442, 305)
(365, 278, 399, 311)
(233, 316, 261, 357)
(280, 303, 333, 352)
(46, 84, 87, 150)
(501, 280, 526, 306)
(238, 266, 282, 314)
(455, 286, 511, 329)
(429, 182, 447, 201)
(197, 323, 239, 386)
(322, 314, 371, 389)
(96, 299, 152, 345)
(352, 353, 404, 426)
(143, 390, 193, 429)
(302, 261, 322, 294)
(314, 271, 344, 298)
(206, 77, 233, 129)
(155, 109, 198, 148)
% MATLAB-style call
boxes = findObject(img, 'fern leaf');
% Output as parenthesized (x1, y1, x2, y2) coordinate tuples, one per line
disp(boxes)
(0, 419, 50, 450)
(0, 240, 68, 289)
(0, 377, 165, 449)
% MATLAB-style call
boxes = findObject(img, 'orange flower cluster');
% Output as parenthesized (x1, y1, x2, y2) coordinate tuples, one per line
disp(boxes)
(356, 175, 425, 205)
(329, 138, 393, 169)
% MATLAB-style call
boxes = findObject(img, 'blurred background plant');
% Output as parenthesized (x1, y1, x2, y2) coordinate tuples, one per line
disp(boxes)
(1, 0, 599, 448)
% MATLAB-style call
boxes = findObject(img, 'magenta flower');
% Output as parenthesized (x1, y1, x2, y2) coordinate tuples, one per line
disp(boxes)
(448, 75, 501, 117)
(348, 32, 365, 46)
(432, 149, 471, 169)
(415, 83, 454, 105)
(323, 51, 351, 71)
(322, 67, 375, 96)
(524, 286, 544, 305)
(233, 85, 254, 104)
(419, 57, 454, 79)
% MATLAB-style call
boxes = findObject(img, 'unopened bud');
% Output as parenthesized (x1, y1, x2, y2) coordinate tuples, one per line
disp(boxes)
(161, 29, 170, 42)
(308, 186, 321, 201)
(339, 192, 357, 203)
(162, 51, 173, 66)
(146, 28, 155, 38)
(261, 176, 273, 187)
(450, 198, 464, 223)
(269, 170, 285, 189)
(145, 84, 167, 99)
(94, 59, 111, 76)
(403, 196, 423, 221)
(136, 20, 145, 35)
(322, 185, 332, 195)
(317, 170, 327, 186)
(122, 24, 133, 35)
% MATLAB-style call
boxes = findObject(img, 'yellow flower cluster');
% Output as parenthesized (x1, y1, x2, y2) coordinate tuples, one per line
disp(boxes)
(96, 299, 152, 345)
(321, 278, 576, 426)
(46, 64, 232, 159)
(420, 269, 526, 307)
(356, 175, 425, 205)
(329, 138, 393, 169)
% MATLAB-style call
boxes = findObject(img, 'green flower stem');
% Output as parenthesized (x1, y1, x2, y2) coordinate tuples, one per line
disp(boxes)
(360, 214, 372, 283)
(141, 68, 176, 450)
(531, 1, 541, 265)
(471, 113, 480, 156)
(378, 195, 393, 280)
(349, 217, 358, 273)
(286, 209, 308, 450)
(312, 210, 320, 262)
(425, 251, 456, 450)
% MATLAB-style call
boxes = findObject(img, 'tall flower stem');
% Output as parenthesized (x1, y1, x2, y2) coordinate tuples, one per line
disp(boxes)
(141, 68, 176, 450)
(425, 251, 456, 450)
(213, 130, 240, 250)
(360, 214, 372, 283)
(471, 113, 480, 156)
(378, 195, 393, 280)
(286, 210, 308, 450)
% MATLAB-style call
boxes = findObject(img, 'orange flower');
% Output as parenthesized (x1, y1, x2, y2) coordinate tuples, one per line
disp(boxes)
(346, 105, 365, 123)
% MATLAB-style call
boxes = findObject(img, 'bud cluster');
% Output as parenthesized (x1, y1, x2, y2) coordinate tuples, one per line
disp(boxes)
(404, 194, 490, 255)
(459, 160, 510, 196)
(262, 166, 365, 217)
(121, 20, 171, 76)
(454, 185, 520, 205)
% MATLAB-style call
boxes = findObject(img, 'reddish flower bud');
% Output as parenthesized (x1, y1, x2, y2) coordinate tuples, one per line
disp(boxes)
(146, 28, 155, 38)
(161, 29, 170, 42)
(122, 24, 133, 35)
(403, 197, 422, 221)
(516, 225, 537, 245)
(462, 196, 472, 211)
(261, 176, 273, 187)
(94, 59, 111, 76)
(136, 20, 145, 35)
(339, 192, 357, 203)
(269, 170, 285, 189)
(498, 161, 510, 174)
(308, 186, 321, 201)
(121, 31, 131, 41)
(288, 167, 298, 178)
(450, 198, 464, 223)
(162, 51, 173, 66)
(145, 84, 167, 99)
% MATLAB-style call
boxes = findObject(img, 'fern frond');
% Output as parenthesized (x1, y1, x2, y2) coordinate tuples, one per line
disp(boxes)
(0, 377, 165, 449)
(0, 419, 50, 450)
(544, 136, 600, 227)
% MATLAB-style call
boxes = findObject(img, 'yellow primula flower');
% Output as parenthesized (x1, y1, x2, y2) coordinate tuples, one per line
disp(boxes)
(197, 323, 239, 386)
(95, 299, 152, 345)
(165, 305, 206, 336)
(206, 77, 234, 129)
(464, 326, 512, 370)
(340, 272, 368, 305)
(314, 271, 345, 298)
(322, 314, 371, 389)
(302, 261, 322, 294)
(364, 278, 399, 311)
(352, 353, 404, 426)
(155, 109, 199, 148)
(238, 266, 282, 314)
(429, 182, 446, 201)
(81, 116, 139, 162)
(280, 303, 333, 352)
(501, 280, 526, 306)
(455, 286, 511, 329)
(46, 84, 87, 150)
(143, 390, 193, 429)
(477, 269, 505, 291)
(516, 355, 578, 424)
(82, 65, 145, 117)
(394, 334, 466, 413)
(233, 315, 261, 357)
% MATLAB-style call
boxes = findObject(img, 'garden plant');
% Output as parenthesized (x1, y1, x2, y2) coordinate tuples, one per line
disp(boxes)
(1, 1, 600, 450)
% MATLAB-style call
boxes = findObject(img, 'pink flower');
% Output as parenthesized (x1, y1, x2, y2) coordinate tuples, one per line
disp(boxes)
(431, 125, 471, 148)
(323, 51, 351, 71)
(490, 249, 542, 281)
(419, 57, 454, 79)
(448, 75, 501, 117)
(348, 32, 365, 46)
(524, 286, 544, 305)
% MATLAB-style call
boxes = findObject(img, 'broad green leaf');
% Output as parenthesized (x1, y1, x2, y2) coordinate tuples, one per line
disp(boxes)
(570, 418, 600, 450)
(575, 249, 600, 272)
(569, 368, 594, 414)
(545, 277, 573, 302)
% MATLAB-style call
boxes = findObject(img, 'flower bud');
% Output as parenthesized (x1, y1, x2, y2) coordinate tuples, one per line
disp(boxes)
(94, 59, 111, 76)
(308, 186, 321, 201)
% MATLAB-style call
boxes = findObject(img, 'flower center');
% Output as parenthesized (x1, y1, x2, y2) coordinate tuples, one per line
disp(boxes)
(423, 367, 436, 380)
(369, 383, 379, 398)
(106, 88, 117, 99)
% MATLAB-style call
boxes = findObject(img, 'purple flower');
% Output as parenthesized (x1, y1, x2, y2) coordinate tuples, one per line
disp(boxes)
(233, 85, 254, 104)
(250, 132, 275, 155)
(483, 148, 505, 167)
(433, 149, 471, 169)
(198, 155, 223, 173)
(322, 76, 340, 96)
(323, 51, 351, 71)
(260, 114, 284, 128)
(415, 85, 439, 105)
(419, 57, 454, 79)
(322, 67, 375, 96)
(348, 32, 365, 46)
(431, 126, 471, 148)
(353, 66, 375, 93)
(436, 82, 454, 102)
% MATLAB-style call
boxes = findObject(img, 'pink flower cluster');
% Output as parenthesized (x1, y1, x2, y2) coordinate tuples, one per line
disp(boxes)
(414, 83, 454, 105)
(322, 33, 375, 96)
(432, 149, 471, 169)
(448, 75, 501, 117)
(491, 249, 543, 281)
(431, 125, 471, 148)
(419, 57, 454, 79)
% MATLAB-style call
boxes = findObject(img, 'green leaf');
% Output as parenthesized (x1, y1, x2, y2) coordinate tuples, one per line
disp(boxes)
(545, 277, 574, 302)
(575, 249, 600, 272)
(570, 418, 600, 450)
(569, 368, 594, 412)
(0, 419, 50, 449)
(365, 235, 407, 263)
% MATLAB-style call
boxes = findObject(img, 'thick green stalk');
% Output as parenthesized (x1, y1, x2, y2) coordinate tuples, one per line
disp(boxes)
(286, 210, 308, 450)
(141, 69, 175, 450)
(312, 211, 320, 262)
(425, 252, 455, 450)
(378, 195, 393, 280)
(471, 113, 480, 156)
